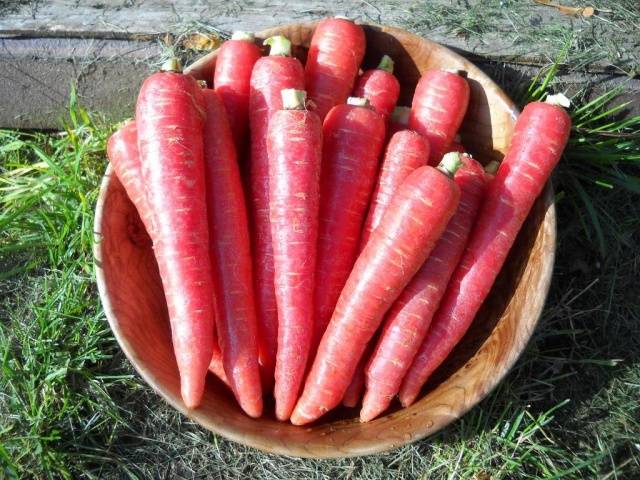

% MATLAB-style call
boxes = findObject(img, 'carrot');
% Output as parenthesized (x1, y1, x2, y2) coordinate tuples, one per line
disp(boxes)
(353, 55, 400, 120)
(341, 353, 366, 407)
(108, 120, 229, 390)
(409, 70, 470, 165)
(267, 89, 322, 420)
(214, 31, 261, 158)
(291, 156, 463, 425)
(313, 98, 386, 351)
(202, 88, 262, 417)
(208, 342, 230, 388)
(135, 58, 214, 409)
(106, 120, 154, 238)
(249, 36, 305, 389)
(360, 153, 487, 422)
(360, 130, 430, 250)
(398, 98, 572, 407)
(305, 17, 366, 120)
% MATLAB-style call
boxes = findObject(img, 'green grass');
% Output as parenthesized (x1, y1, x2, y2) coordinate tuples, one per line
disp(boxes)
(404, 0, 640, 71)
(1, 67, 640, 480)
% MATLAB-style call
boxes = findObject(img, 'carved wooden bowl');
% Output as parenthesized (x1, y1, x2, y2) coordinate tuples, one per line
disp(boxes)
(94, 22, 556, 458)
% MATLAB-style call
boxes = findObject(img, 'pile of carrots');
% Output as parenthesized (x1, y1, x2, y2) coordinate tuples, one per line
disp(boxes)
(107, 18, 571, 425)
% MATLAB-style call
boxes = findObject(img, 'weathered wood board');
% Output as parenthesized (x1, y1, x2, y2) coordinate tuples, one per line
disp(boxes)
(1, 0, 638, 129)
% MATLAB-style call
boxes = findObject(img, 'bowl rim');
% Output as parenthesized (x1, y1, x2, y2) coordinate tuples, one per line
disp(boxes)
(94, 20, 557, 458)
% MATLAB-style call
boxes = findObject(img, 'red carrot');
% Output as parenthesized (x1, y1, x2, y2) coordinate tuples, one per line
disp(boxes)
(291, 156, 462, 425)
(305, 17, 366, 120)
(106, 120, 154, 237)
(313, 98, 386, 350)
(409, 70, 470, 165)
(353, 55, 400, 120)
(267, 89, 322, 420)
(249, 36, 305, 389)
(108, 121, 229, 390)
(341, 345, 368, 407)
(214, 31, 261, 157)
(360, 153, 487, 422)
(209, 342, 230, 388)
(136, 58, 214, 409)
(202, 88, 262, 417)
(399, 98, 572, 407)
(360, 130, 430, 250)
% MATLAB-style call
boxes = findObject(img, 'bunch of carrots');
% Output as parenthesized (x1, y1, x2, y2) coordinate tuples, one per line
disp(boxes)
(107, 18, 571, 425)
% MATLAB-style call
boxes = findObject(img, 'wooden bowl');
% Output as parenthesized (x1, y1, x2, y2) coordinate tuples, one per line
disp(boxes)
(94, 22, 556, 458)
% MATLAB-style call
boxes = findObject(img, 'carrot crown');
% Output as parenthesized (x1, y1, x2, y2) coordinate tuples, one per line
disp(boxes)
(484, 160, 500, 175)
(264, 35, 292, 57)
(377, 55, 394, 73)
(347, 97, 371, 107)
(391, 106, 411, 125)
(231, 31, 255, 41)
(437, 152, 463, 178)
(160, 57, 182, 73)
(281, 89, 307, 110)
(545, 93, 571, 108)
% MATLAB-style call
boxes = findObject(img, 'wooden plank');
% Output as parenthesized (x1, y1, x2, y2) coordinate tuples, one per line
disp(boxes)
(1, 1, 638, 129)
(2, 0, 638, 68)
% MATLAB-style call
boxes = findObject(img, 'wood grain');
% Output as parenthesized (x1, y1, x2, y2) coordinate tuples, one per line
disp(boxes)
(94, 21, 556, 458)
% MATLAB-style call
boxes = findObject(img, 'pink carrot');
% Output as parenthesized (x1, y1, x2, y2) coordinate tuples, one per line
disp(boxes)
(107, 121, 154, 237)
(342, 354, 366, 407)
(108, 120, 228, 389)
(353, 55, 400, 120)
(136, 58, 213, 409)
(268, 89, 322, 420)
(360, 130, 430, 250)
(360, 153, 487, 422)
(209, 342, 230, 388)
(291, 156, 462, 425)
(399, 98, 572, 407)
(214, 31, 261, 157)
(202, 88, 262, 417)
(305, 17, 366, 120)
(249, 36, 305, 390)
(313, 98, 386, 350)
(409, 70, 470, 165)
